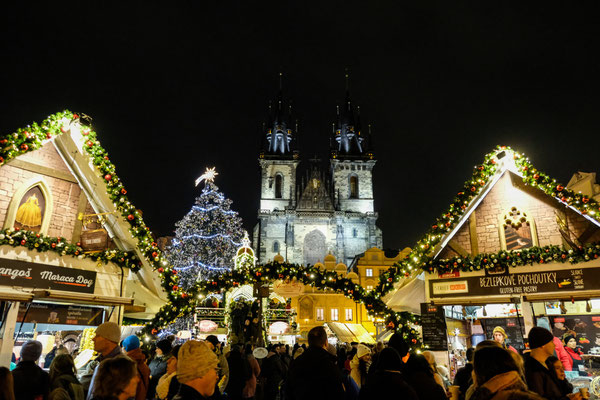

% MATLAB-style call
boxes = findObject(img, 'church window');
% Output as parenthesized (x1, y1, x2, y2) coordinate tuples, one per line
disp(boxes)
(349, 175, 359, 199)
(303, 230, 326, 266)
(275, 174, 283, 199)
(345, 308, 353, 321)
(499, 206, 538, 251)
(331, 308, 339, 321)
(273, 241, 280, 253)
(352, 228, 358, 238)
(316, 308, 324, 321)
(366, 268, 373, 277)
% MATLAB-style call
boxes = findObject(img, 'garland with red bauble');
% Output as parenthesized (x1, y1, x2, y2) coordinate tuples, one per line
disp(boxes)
(376, 146, 600, 297)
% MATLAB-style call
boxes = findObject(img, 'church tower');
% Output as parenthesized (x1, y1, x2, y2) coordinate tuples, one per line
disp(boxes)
(258, 74, 300, 212)
(330, 75, 376, 214)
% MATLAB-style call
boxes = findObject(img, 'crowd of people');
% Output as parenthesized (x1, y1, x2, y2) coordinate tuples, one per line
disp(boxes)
(0, 323, 590, 400)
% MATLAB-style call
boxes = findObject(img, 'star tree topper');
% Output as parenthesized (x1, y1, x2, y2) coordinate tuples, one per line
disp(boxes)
(195, 167, 219, 186)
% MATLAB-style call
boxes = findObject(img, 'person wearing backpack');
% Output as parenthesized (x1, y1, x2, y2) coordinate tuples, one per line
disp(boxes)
(48, 354, 84, 400)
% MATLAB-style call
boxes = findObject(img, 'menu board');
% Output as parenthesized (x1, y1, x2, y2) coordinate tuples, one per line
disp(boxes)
(18, 303, 105, 326)
(481, 317, 525, 350)
(549, 315, 600, 353)
(420, 303, 448, 351)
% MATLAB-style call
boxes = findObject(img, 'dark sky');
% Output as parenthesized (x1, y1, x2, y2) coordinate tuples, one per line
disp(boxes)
(2, 2, 600, 250)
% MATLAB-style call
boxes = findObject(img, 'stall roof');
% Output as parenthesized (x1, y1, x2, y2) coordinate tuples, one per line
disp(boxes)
(326, 322, 376, 344)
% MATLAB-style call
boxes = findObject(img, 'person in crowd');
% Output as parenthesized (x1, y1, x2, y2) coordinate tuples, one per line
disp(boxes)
(80, 322, 123, 396)
(0, 366, 16, 400)
(403, 354, 447, 400)
(260, 344, 286, 400)
(225, 345, 251, 400)
(454, 347, 474, 400)
(286, 326, 345, 400)
(492, 326, 518, 353)
(524, 326, 582, 400)
(562, 333, 586, 375)
(162, 344, 182, 400)
(359, 347, 418, 400)
(546, 356, 574, 398)
(148, 339, 173, 399)
(243, 344, 260, 400)
(336, 347, 347, 373)
(368, 342, 384, 372)
(463, 340, 502, 400)
(349, 344, 371, 389)
(121, 335, 150, 400)
(344, 348, 356, 374)
(293, 347, 304, 360)
(88, 355, 139, 400)
(205, 335, 229, 395)
(173, 340, 219, 400)
(279, 344, 292, 370)
(12, 340, 50, 400)
(470, 346, 543, 400)
(422, 351, 447, 392)
(45, 342, 68, 368)
(48, 354, 83, 400)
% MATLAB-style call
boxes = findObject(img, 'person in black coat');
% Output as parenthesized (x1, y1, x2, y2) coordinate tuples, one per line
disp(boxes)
(286, 326, 345, 400)
(359, 347, 418, 400)
(12, 340, 50, 400)
(453, 348, 474, 400)
(403, 354, 447, 400)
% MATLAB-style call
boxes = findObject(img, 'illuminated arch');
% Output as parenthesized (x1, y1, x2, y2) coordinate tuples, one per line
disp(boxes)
(4, 177, 54, 234)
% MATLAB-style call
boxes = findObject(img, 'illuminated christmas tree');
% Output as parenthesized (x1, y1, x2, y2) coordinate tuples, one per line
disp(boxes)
(166, 168, 246, 289)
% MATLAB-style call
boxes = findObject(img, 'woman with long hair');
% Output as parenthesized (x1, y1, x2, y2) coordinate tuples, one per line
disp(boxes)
(89, 355, 139, 400)
(49, 354, 83, 400)
(0, 367, 15, 400)
(545, 356, 574, 397)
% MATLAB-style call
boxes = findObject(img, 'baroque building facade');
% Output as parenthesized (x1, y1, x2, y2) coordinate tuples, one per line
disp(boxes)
(253, 82, 383, 266)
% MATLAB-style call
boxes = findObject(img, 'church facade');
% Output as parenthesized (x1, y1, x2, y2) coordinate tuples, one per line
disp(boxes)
(253, 82, 383, 266)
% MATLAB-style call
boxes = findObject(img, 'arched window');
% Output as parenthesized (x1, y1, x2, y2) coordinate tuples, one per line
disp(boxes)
(4, 178, 53, 234)
(349, 175, 359, 199)
(499, 206, 538, 251)
(273, 241, 280, 253)
(275, 174, 283, 199)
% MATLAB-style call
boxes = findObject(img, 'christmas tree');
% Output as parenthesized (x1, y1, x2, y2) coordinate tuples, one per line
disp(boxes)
(166, 168, 246, 289)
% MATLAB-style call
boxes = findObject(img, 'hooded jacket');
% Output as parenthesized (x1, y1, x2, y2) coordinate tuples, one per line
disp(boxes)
(127, 348, 151, 400)
(471, 371, 544, 400)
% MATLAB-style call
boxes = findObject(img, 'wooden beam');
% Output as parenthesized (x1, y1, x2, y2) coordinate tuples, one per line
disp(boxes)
(7, 159, 77, 183)
(448, 239, 468, 257)
(469, 214, 479, 256)
(71, 193, 89, 243)
(578, 224, 600, 244)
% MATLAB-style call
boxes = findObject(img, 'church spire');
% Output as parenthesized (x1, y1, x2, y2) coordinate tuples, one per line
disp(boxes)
(260, 73, 298, 159)
(331, 71, 367, 159)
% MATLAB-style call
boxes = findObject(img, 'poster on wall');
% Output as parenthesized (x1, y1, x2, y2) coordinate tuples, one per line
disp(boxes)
(481, 317, 526, 351)
(549, 315, 600, 353)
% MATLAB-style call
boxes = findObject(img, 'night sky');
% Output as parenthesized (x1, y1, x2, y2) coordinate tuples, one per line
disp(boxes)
(2, 3, 600, 251)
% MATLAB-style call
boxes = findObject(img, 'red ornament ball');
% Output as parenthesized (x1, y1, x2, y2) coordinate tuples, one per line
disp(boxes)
(556, 185, 564, 192)
(87, 141, 94, 147)
(127, 214, 134, 221)
(104, 174, 112, 181)
(172, 285, 179, 291)
(152, 252, 158, 258)
(20, 240, 26, 245)
(158, 267, 164, 273)
(46, 133, 52, 139)
(20, 144, 28, 151)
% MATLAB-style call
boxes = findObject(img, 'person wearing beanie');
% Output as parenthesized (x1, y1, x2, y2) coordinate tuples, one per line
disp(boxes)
(492, 326, 518, 354)
(12, 340, 50, 400)
(524, 327, 582, 400)
(148, 339, 174, 400)
(80, 321, 123, 396)
(173, 340, 219, 399)
(350, 343, 371, 388)
(562, 332, 586, 375)
(122, 335, 150, 400)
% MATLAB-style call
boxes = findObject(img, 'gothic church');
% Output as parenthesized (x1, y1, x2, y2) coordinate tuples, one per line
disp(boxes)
(253, 78, 383, 266)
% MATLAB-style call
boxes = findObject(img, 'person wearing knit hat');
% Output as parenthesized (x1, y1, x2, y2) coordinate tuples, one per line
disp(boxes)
(148, 339, 174, 400)
(175, 340, 219, 399)
(562, 332, 586, 374)
(492, 326, 518, 354)
(81, 321, 123, 396)
(523, 327, 574, 399)
(122, 335, 150, 400)
(12, 340, 50, 400)
(350, 344, 371, 389)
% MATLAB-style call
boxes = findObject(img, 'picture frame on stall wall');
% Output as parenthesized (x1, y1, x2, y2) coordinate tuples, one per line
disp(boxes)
(498, 206, 539, 252)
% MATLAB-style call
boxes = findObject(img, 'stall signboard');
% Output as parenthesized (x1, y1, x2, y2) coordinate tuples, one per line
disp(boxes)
(429, 266, 600, 298)
(17, 303, 104, 326)
(420, 303, 448, 351)
(549, 315, 600, 353)
(0, 258, 96, 294)
(481, 317, 526, 351)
